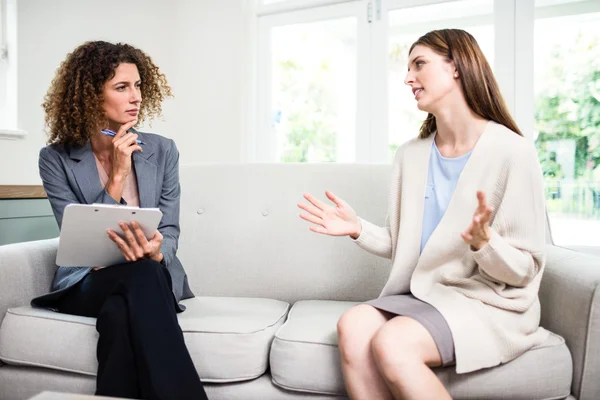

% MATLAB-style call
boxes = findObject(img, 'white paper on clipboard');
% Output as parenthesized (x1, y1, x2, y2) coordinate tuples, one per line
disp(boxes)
(56, 203, 163, 267)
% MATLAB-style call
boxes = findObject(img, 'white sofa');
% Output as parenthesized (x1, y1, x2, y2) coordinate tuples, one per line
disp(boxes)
(0, 164, 598, 400)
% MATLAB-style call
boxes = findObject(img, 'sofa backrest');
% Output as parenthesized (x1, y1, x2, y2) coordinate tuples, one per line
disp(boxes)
(178, 164, 393, 304)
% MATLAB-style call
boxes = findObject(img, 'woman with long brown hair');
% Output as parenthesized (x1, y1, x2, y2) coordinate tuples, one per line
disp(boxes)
(299, 29, 547, 399)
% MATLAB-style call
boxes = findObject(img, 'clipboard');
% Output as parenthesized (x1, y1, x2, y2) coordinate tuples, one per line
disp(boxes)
(56, 203, 163, 267)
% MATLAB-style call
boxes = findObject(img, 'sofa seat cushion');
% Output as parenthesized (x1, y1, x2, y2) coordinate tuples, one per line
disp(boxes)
(0, 296, 289, 383)
(270, 300, 573, 399)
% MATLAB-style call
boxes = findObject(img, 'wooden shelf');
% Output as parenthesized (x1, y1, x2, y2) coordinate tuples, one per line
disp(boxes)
(0, 185, 47, 199)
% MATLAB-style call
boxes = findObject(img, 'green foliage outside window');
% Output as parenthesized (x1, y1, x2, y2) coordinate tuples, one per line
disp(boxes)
(534, 33, 600, 217)
(276, 59, 337, 162)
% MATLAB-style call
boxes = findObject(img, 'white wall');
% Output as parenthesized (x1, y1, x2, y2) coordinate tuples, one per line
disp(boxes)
(0, 0, 251, 184)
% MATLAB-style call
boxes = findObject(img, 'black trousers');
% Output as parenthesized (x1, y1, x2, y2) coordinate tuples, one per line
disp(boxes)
(56, 259, 208, 400)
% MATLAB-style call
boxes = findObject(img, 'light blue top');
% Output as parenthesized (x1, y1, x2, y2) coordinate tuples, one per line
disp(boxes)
(420, 139, 472, 254)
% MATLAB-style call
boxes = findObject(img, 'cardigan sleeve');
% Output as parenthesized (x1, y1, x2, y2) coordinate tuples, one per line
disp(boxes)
(470, 144, 547, 288)
(351, 142, 407, 260)
(352, 216, 393, 259)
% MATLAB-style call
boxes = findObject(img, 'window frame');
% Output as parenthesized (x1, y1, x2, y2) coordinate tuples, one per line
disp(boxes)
(251, 0, 600, 161)
(252, 0, 532, 163)
(255, 1, 368, 162)
(0, 0, 26, 139)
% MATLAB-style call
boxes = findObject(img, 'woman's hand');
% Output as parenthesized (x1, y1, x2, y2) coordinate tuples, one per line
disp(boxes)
(110, 119, 142, 180)
(461, 191, 492, 251)
(107, 221, 164, 263)
(298, 191, 362, 238)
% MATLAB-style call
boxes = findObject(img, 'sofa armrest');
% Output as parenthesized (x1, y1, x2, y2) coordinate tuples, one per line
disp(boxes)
(0, 238, 58, 325)
(540, 244, 600, 400)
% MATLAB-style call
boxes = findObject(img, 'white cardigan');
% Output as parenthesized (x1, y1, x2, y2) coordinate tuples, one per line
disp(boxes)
(355, 121, 549, 374)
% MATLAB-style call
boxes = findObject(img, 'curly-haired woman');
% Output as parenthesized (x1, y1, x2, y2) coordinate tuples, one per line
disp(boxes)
(32, 41, 208, 400)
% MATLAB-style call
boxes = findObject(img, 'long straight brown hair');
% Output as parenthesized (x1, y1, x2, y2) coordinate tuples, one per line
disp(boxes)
(410, 29, 522, 138)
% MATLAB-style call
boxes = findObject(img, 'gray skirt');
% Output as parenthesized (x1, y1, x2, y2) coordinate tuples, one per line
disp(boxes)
(366, 294, 455, 366)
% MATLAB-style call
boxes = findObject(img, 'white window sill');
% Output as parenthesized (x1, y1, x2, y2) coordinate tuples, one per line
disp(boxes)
(0, 129, 27, 140)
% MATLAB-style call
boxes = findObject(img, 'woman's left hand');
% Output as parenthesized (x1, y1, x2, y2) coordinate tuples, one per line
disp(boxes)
(107, 221, 164, 263)
(461, 191, 492, 251)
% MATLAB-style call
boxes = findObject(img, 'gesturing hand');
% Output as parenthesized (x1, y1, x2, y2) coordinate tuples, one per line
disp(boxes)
(107, 221, 164, 263)
(461, 191, 492, 251)
(298, 191, 362, 238)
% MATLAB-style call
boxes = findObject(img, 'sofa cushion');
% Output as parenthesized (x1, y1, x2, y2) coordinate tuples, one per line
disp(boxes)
(0, 296, 289, 383)
(270, 300, 573, 399)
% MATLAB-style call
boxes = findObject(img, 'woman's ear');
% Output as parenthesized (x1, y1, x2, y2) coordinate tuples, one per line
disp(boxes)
(446, 60, 459, 79)
(451, 61, 459, 79)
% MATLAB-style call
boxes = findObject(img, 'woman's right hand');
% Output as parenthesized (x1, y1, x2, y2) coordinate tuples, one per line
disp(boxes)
(298, 191, 362, 238)
(110, 119, 142, 179)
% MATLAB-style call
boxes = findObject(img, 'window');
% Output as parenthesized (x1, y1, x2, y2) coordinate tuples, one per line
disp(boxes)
(534, 0, 600, 246)
(0, 0, 23, 138)
(257, 1, 364, 162)
(0, 0, 8, 127)
(270, 17, 358, 162)
(256, 0, 498, 163)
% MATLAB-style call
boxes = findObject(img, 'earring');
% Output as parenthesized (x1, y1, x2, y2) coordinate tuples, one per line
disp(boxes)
(454, 73, 459, 78)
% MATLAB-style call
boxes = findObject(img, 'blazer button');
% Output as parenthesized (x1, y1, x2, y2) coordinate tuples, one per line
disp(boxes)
(262, 209, 269, 216)
(197, 209, 204, 215)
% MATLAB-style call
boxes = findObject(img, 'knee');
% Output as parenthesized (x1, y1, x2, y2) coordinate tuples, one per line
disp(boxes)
(336, 305, 375, 365)
(371, 321, 422, 370)
(371, 326, 395, 368)
(97, 295, 128, 332)
(128, 259, 169, 284)
(130, 259, 163, 274)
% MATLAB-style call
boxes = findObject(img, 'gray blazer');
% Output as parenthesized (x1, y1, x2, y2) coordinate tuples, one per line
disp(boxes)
(32, 131, 194, 311)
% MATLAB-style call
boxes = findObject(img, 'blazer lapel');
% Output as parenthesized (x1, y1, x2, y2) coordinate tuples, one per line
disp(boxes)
(133, 133, 157, 208)
(70, 143, 104, 205)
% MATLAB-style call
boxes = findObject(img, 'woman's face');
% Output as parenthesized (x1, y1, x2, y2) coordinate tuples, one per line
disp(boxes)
(404, 44, 458, 114)
(102, 63, 142, 128)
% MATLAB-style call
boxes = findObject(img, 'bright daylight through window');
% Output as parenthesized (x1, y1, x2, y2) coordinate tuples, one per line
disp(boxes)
(534, 0, 600, 246)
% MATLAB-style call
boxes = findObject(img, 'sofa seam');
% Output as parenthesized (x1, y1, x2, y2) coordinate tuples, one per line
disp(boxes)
(272, 322, 565, 350)
(274, 301, 355, 342)
(543, 393, 575, 400)
(0, 355, 270, 384)
(271, 374, 344, 397)
(7, 303, 290, 335)
(273, 336, 338, 348)
(182, 302, 290, 337)
(196, 371, 266, 384)
(0, 356, 96, 377)
(6, 309, 95, 327)
(578, 282, 599, 400)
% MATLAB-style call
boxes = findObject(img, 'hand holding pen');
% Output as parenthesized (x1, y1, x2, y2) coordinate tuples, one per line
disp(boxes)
(106, 120, 143, 179)
(101, 129, 144, 145)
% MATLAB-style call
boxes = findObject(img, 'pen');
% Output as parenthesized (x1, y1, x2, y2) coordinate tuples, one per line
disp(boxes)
(100, 129, 145, 145)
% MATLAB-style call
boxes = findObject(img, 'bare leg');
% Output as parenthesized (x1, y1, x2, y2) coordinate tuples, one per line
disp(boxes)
(337, 304, 393, 400)
(371, 316, 452, 400)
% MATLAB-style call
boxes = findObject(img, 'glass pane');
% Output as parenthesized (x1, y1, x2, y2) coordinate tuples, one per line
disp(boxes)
(387, 0, 494, 161)
(271, 18, 357, 162)
(534, 5, 600, 246)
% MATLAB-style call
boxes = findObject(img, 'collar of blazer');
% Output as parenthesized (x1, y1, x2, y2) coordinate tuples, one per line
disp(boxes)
(68, 129, 158, 207)
(68, 129, 156, 162)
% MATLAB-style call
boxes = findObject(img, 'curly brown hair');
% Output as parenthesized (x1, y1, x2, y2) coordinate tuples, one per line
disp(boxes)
(42, 41, 173, 146)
